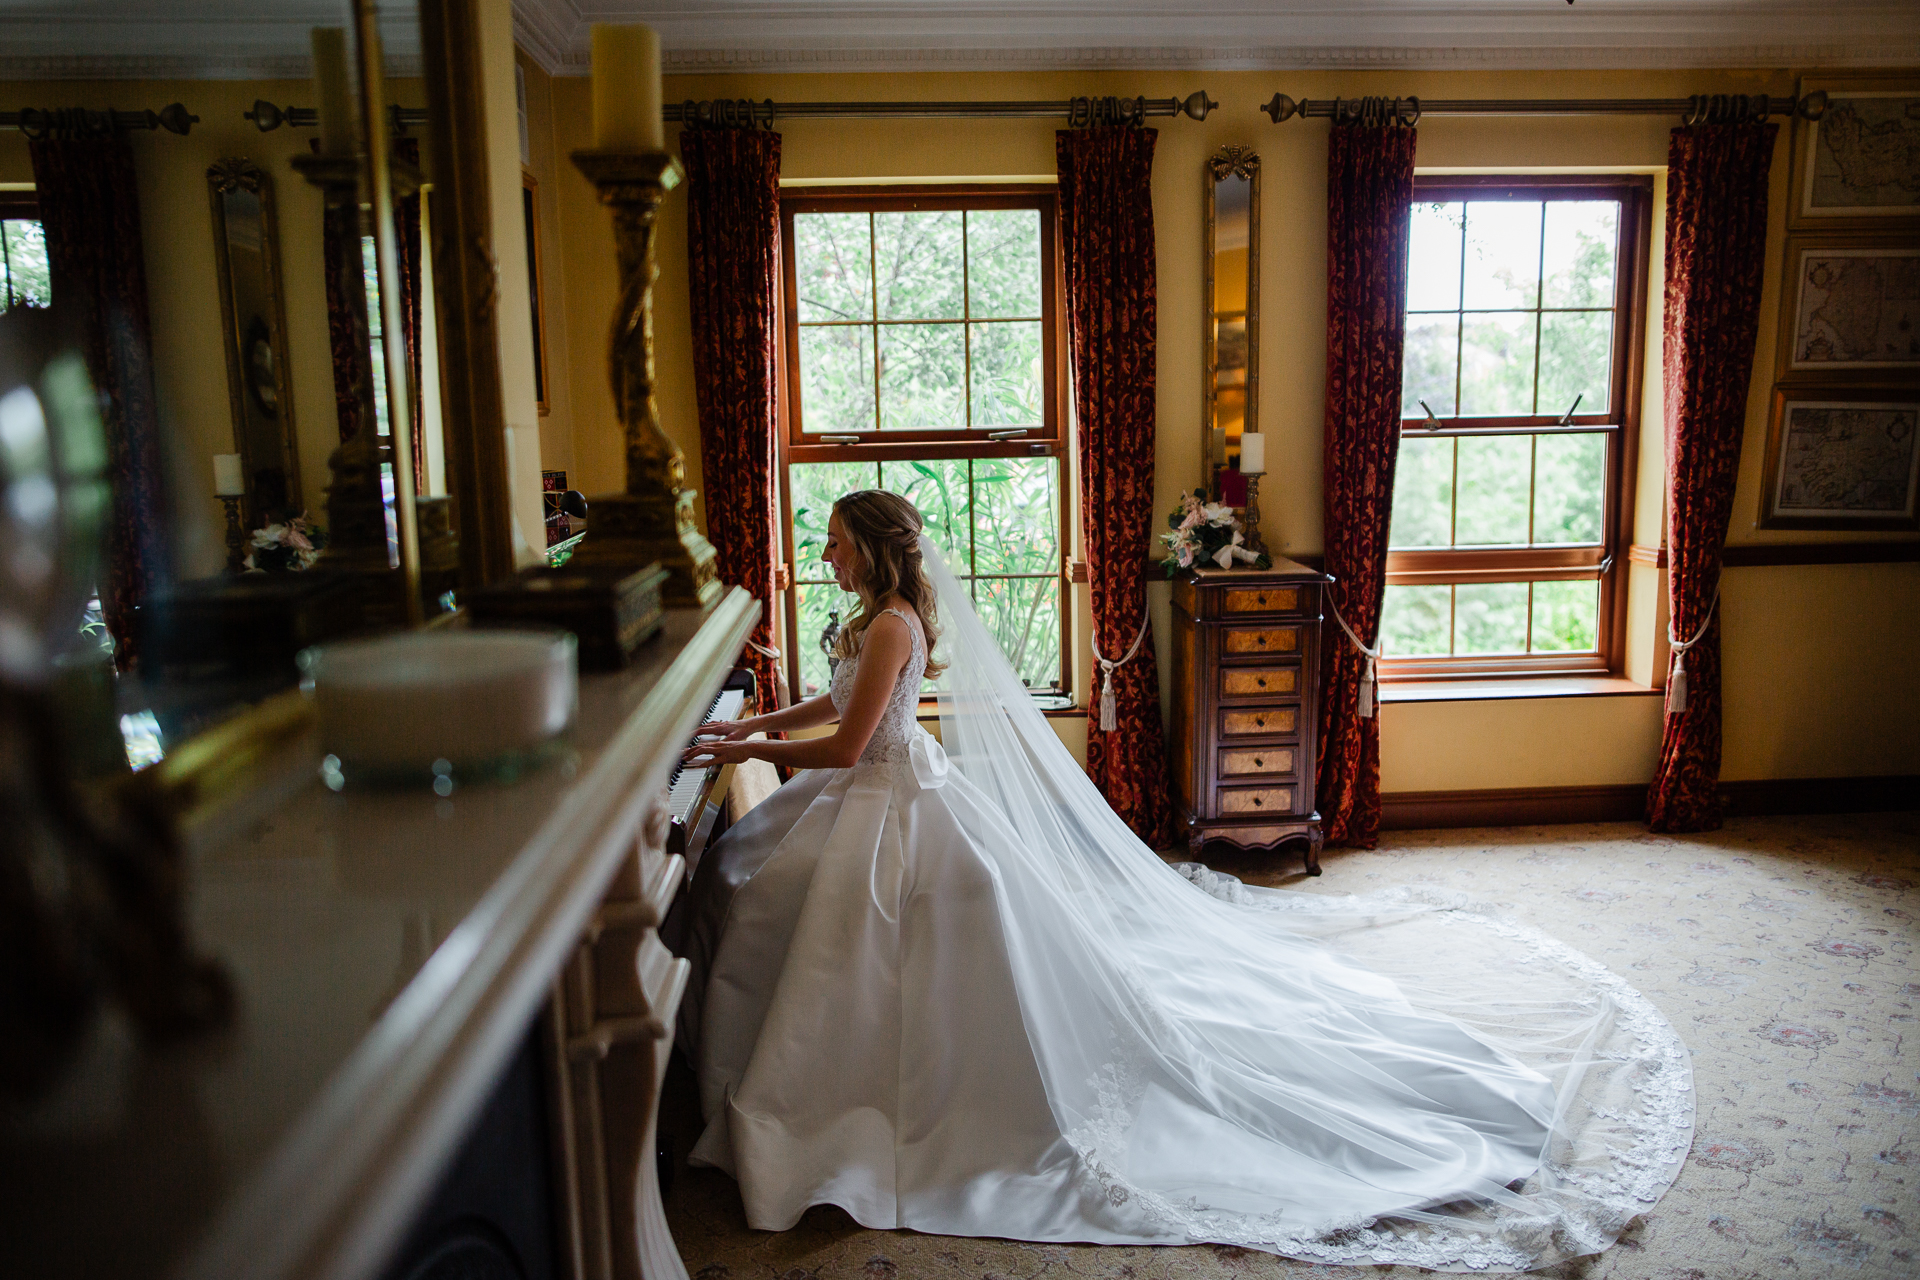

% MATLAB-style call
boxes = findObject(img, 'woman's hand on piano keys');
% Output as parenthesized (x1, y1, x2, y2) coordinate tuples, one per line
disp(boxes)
(684, 723, 756, 768)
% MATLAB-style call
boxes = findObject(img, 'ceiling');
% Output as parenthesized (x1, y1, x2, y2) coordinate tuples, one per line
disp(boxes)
(0, 0, 1914, 81)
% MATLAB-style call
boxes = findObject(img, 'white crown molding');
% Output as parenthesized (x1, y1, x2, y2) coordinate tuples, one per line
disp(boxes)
(513, 0, 582, 76)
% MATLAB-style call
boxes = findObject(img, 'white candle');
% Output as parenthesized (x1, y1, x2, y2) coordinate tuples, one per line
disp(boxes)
(213, 453, 246, 497)
(310, 27, 355, 158)
(592, 24, 663, 151)
(1239, 432, 1266, 476)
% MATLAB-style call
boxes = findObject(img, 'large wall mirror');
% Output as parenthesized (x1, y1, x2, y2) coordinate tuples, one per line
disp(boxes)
(1202, 145, 1259, 506)
(208, 157, 300, 530)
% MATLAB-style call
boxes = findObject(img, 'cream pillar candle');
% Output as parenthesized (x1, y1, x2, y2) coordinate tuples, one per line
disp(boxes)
(310, 27, 355, 157)
(213, 453, 246, 497)
(1239, 432, 1266, 475)
(591, 23, 663, 151)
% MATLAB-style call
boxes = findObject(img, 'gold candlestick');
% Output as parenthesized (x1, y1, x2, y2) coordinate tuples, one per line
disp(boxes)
(219, 495, 247, 573)
(566, 149, 721, 609)
(1243, 474, 1266, 556)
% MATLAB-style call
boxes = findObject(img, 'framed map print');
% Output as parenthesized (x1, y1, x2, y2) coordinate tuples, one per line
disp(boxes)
(1790, 76, 1920, 229)
(1760, 388, 1920, 530)
(1775, 237, 1920, 375)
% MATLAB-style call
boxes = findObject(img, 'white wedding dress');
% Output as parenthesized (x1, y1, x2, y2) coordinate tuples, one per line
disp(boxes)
(674, 539, 1692, 1272)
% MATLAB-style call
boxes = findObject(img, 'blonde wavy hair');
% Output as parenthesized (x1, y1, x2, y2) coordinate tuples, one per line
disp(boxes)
(830, 490, 946, 680)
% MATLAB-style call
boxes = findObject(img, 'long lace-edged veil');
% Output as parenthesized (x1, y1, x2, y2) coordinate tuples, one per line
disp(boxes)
(912, 533, 1693, 1271)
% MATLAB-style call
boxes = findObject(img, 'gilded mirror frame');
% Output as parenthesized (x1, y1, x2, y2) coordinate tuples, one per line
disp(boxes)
(207, 157, 300, 531)
(1202, 144, 1259, 502)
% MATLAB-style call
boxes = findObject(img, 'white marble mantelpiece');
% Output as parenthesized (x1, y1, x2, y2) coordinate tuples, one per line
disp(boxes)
(1, 591, 759, 1280)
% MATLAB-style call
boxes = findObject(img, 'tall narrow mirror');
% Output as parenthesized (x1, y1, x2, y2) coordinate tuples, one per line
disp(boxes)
(209, 158, 300, 531)
(1203, 145, 1259, 506)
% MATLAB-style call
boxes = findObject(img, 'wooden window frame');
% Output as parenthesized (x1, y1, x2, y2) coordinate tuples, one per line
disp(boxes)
(0, 189, 43, 312)
(775, 184, 1074, 703)
(1382, 174, 1652, 682)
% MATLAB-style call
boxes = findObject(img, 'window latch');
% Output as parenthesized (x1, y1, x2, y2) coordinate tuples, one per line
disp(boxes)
(1417, 400, 1444, 429)
(987, 428, 1028, 440)
(820, 434, 862, 444)
(1557, 393, 1584, 426)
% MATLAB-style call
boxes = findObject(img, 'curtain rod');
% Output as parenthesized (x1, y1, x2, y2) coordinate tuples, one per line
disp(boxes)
(0, 104, 199, 137)
(666, 92, 1217, 126)
(1262, 92, 1826, 126)
(246, 100, 429, 133)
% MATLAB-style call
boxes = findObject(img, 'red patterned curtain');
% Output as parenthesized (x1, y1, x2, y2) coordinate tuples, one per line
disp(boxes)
(682, 127, 785, 703)
(1647, 122, 1778, 833)
(1057, 125, 1172, 847)
(29, 131, 167, 672)
(317, 136, 424, 482)
(1315, 117, 1417, 850)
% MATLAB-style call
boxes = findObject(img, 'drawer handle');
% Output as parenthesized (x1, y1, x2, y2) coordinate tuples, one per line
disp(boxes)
(1253, 757, 1263, 767)
(1255, 717, 1266, 728)
(1256, 595, 1267, 606)
(1256, 677, 1266, 688)
(1252, 796, 1264, 807)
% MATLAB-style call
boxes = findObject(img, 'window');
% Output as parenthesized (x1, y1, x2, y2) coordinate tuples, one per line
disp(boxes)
(779, 187, 1070, 700)
(1, 193, 49, 313)
(1381, 177, 1650, 677)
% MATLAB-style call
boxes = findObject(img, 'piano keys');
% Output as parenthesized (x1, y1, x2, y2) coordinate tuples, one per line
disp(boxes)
(664, 668, 754, 861)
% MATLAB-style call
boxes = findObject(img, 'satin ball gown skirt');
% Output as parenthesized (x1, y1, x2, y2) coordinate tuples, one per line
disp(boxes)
(677, 729, 1692, 1271)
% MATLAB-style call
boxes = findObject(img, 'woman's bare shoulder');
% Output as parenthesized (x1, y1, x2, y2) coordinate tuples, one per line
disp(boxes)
(868, 599, 925, 648)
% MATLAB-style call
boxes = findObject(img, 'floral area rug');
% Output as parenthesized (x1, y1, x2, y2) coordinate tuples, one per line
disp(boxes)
(661, 811, 1919, 1280)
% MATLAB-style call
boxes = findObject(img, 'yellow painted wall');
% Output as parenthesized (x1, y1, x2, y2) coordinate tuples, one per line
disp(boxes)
(515, 49, 579, 486)
(1, 75, 423, 577)
(532, 62, 1920, 791)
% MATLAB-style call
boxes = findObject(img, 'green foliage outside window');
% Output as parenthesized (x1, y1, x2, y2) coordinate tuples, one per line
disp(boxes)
(1, 219, 51, 312)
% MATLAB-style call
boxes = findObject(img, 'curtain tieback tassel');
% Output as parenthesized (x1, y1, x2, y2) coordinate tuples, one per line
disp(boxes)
(746, 637, 782, 661)
(1091, 614, 1152, 733)
(1664, 586, 1720, 717)
(1326, 590, 1383, 719)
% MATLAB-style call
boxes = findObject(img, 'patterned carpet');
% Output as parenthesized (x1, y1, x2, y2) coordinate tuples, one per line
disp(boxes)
(661, 811, 1920, 1279)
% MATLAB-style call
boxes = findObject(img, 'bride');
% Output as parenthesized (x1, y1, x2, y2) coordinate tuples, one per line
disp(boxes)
(673, 490, 1692, 1271)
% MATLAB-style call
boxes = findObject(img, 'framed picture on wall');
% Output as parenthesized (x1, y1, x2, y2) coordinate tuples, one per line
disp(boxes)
(1789, 74, 1920, 230)
(1759, 387, 1920, 530)
(1774, 236, 1920, 377)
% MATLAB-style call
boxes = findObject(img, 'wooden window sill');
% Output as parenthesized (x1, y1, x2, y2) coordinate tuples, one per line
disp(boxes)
(1381, 675, 1658, 704)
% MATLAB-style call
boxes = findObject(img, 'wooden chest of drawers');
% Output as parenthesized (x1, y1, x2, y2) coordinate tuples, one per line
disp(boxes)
(1169, 561, 1331, 872)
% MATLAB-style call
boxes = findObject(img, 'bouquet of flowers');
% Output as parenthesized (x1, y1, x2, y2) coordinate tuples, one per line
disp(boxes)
(1160, 489, 1269, 576)
(244, 513, 326, 573)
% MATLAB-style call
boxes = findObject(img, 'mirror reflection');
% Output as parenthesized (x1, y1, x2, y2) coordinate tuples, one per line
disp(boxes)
(1203, 144, 1259, 506)
(0, 1, 434, 759)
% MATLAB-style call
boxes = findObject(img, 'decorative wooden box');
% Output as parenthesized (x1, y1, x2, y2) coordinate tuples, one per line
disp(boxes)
(1169, 560, 1332, 872)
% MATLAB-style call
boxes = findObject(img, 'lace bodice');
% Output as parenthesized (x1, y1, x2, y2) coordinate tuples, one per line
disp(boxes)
(828, 607, 927, 767)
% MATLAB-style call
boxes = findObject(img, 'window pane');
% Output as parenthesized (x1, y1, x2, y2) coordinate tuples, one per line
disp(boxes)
(972, 456, 1059, 575)
(794, 580, 858, 698)
(1406, 202, 1464, 311)
(879, 457, 970, 563)
(1542, 201, 1618, 308)
(1388, 435, 1454, 548)
(798, 324, 876, 432)
(1455, 434, 1531, 545)
(1454, 581, 1529, 654)
(1533, 433, 1606, 544)
(1531, 579, 1600, 652)
(1538, 310, 1613, 418)
(970, 320, 1043, 428)
(789, 460, 878, 568)
(973, 575, 1061, 689)
(875, 210, 964, 321)
(1461, 202, 1542, 310)
(878, 323, 965, 430)
(966, 209, 1042, 318)
(1402, 313, 1459, 419)
(1380, 584, 1451, 656)
(2, 220, 52, 309)
(793, 212, 873, 322)
(1459, 311, 1538, 416)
